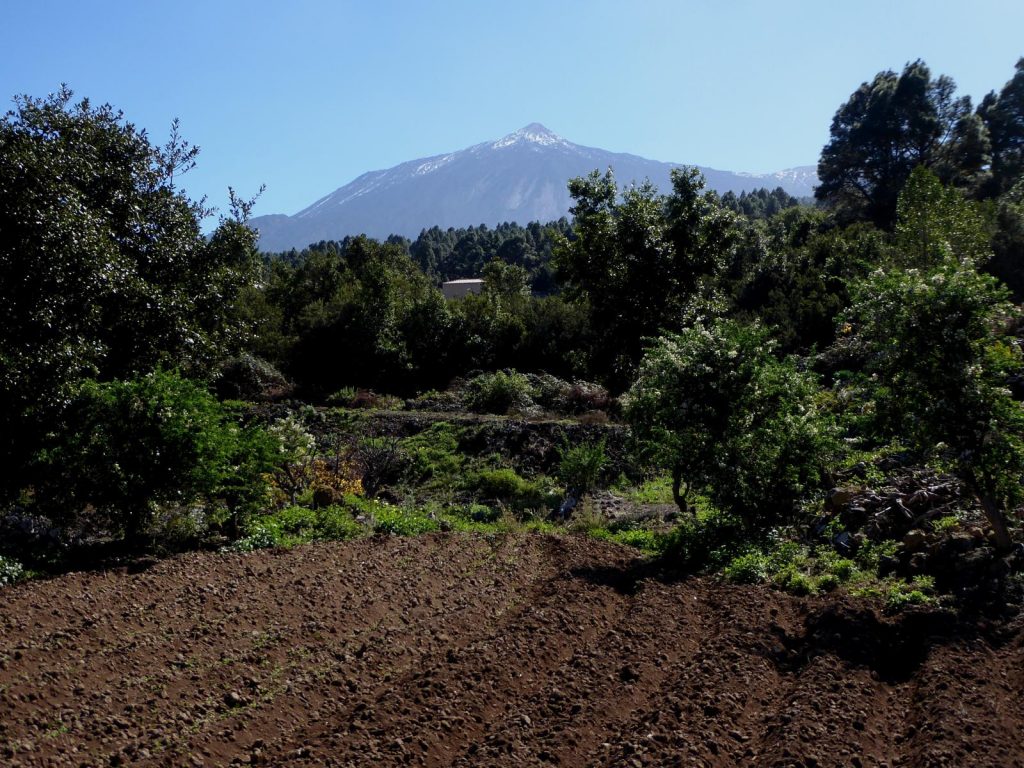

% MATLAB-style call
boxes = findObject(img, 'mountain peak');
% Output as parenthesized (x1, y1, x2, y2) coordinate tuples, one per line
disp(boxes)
(492, 123, 567, 149)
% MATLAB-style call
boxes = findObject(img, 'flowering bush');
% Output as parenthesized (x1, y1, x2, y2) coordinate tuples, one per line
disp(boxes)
(625, 318, 836, 527)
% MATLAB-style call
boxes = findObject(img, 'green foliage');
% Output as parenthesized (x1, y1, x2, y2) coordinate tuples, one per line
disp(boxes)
(469, 467, 530, 499)
(621, 475, 676, 505)
(885, 576, 937, 611)
(401, 422, 467, 486)
(555, 167, 742, 387)
(0, 88, 261, 501)
(402, 219, 570, 293)
(853, 539, 901, 573)
(372, 506, 440, 536)
(895, 167, 991, 268)
(659, 507, 748, 572)
(720, 187, 802, 220)
(34, 370, 276, 541)
(467, 468, 555, 512)
(725, 541, 863, 595)
(978, 58, 1024, 197)
(723, 552, 771, 584)
(325, 386, 358, 407)
(816, 60, 986, 226)
(285, 236, 460, 397)
(607, 527, 664, 554)
(626, 317, 836, 527)
(234, 504, 363, 550)
(0, 555, 25, 586)
(464, 370, 534, 414)
(557, 438, 608, 494)
(843, 200, 1024, 545)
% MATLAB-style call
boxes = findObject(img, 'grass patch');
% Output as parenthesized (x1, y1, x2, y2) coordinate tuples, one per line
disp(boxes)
(620, 474, 675, 505)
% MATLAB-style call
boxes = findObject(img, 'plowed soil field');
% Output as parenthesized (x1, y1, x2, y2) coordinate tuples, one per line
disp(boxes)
(2, 533, 1023, 767)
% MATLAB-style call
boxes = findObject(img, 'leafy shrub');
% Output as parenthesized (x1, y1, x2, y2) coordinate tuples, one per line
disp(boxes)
(401, 423, 466, 485)
(34, 370, 277, 543)
(724, 552, 770, 584)
(843, 213, 1024, 548)
(885, 576, 936, 610)
(471, 468, 529, 499)
(626, 318, 836, 528)
(468, 468, 556, 512)
(232, 504, 363, 551)
(372, 506, 440, 536)
(466, 503, 500, 523)
(0, 555, 24, 586)
(214, 354, 292, 402)
(558, 438, 608, 494)
(465, 370, 534, 414)
(817, 573, 841, 592)
(326, 386, 358, 407)
(660, 508, 748, 572)
(773, 566, 815, 596)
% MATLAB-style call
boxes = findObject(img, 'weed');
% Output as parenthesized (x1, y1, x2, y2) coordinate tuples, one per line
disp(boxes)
(372, 506, 440, 536)
(723, 552, 770, 584)
(622, 475, 675, 505)
(558, 438, 608, 494)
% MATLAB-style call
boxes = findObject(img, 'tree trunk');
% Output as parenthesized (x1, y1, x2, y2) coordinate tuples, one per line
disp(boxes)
(671, 465, 691, 515)
(976, 490, 1014, 553)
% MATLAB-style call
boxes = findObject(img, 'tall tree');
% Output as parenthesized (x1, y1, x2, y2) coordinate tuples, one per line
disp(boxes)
(843, 173, 1024, 550)
(816, 60, 984, 227)
(979, 58, 1024, 197)
(0, 87, 261, 499)
(555, 167, 740, 389)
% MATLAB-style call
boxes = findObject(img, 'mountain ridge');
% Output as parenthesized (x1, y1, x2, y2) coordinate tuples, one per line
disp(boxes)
(250, 124, 817, 251)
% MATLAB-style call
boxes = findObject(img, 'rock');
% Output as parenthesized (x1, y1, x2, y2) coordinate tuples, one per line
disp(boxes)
(619, 665, 640, 683)
(950, 533, 975, 553)
(903, 530, 927, 552)
(878, 555, 899, 577)
(223, 692, 244, 708)
(827, 487, 861, 509)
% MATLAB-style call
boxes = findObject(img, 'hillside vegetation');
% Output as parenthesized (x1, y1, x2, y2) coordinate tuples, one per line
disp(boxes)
(3, 60, 1024, 613)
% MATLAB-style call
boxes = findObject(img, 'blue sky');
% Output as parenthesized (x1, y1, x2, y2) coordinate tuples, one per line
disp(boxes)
(2, 0, 1022, 220)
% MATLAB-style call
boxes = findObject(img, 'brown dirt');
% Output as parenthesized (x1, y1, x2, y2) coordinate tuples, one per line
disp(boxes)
(1, 533, 1023, 767)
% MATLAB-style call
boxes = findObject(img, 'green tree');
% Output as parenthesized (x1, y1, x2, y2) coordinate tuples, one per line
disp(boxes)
(0, 88, 261, 499)
(816, 61, 985, 227)
(625, 318, 834, 527)
(844, 179, 1024, 549)
(979, 58, 1024, 197)
(555, 167, 740, 388)
(894, 166, 991, 268)
(989, 179, 1024, 300)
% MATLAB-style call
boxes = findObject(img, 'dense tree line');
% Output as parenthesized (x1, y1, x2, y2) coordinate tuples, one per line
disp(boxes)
(265, 219, 573, 296)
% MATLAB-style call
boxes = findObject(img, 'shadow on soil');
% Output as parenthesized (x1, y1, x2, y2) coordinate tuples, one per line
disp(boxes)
(568, 558, 1013, 685)
(767, 604, 961, 683)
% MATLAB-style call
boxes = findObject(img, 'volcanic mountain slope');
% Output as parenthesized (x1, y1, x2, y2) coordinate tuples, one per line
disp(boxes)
(2, 533, 1022, 767)
(249, 124, 817, 250)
